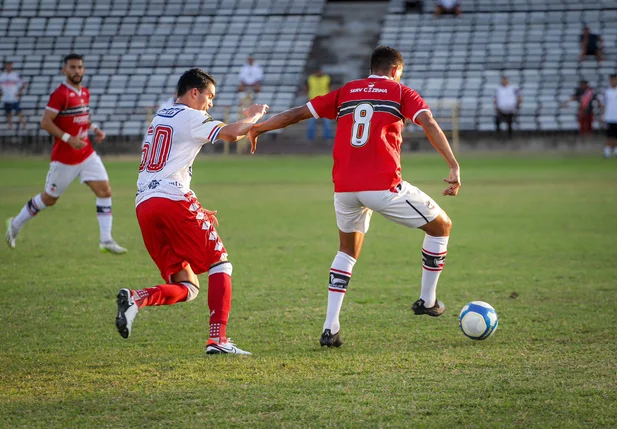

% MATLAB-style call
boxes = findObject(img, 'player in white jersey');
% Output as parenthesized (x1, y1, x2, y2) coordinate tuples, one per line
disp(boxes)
(115, 68, 269, 355)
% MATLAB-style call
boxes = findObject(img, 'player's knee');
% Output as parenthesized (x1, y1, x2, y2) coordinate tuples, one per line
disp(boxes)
(180, 281, 200, 302)
(98, 187, 112, 198)
(440, 212, 453, 234)
(209, 261, 233, 276)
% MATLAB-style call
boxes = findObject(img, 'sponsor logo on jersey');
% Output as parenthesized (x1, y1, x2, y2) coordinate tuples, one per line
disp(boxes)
(350, 87, 388, 94)
(157, 107, 185, 118)
(73, 115, 89, 124)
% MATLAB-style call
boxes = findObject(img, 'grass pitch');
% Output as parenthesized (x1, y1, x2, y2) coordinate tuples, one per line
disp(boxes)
(0, 153, 616, 428)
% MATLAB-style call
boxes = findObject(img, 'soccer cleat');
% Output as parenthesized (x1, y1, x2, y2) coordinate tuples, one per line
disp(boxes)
(205, 339, 252, 355)
(320, 329, 343, 347)
(100, 240, 127, 254)
(412, 298, 446, 317)
(5, 217, 17, 249)
(116, 288, 138, 338)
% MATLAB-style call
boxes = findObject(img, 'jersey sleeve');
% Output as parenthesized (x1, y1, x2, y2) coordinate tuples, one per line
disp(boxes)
(190, 111, 225, 145)
(401, 86, 431, 125)
(46, 88, 65, 114)
(307, 88, 340, 120)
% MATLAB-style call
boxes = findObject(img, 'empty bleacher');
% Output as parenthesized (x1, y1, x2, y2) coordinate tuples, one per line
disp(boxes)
(383, 0, 617, 131)
(0, 0, 325, 136)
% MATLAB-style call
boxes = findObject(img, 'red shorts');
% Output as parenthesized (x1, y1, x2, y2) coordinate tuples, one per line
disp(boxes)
(136, 196, 228, 281)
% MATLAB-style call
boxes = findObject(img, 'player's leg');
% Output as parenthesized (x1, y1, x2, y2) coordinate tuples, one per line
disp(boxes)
(506, 113, 514, 138)
(320, 193, 371, 347)
(81, 154, 126, 254)
(4, 103, 13, 129)
(5, 161, 74, 248)
(366, 182, 449, 316)
(15, 103, 26, 128)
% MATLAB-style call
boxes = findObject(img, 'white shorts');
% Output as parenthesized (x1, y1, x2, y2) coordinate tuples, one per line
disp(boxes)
(45, 153, 109, 197)
(334, 181, 442, 234)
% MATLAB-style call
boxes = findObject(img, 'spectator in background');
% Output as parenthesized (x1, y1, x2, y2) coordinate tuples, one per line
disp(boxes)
(0, 61, 26, 130)
(601, 74, 617, 158)
(434, 0, 461, 17)
(237, 55, 263, 94)
(306, 67, 333, 141)
(579, 26, 604, 62)
(561, 80, 597, 135)
(494, 76, 521, 139)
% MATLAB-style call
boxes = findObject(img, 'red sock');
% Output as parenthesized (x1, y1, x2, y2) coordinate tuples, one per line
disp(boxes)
(208, 271, 232, 343)
(133, 283, 189, 308)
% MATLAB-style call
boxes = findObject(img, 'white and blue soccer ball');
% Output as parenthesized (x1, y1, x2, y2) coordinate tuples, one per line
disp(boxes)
(459, 301, 498, 340)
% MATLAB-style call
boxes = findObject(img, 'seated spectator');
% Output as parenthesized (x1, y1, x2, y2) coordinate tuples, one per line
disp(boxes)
(494, 76, 522, 139)
(237, 55, 263, 94)
(579, 26, 604, 62)
(405, 0, 424, 13)
(434, 0, 461, 17)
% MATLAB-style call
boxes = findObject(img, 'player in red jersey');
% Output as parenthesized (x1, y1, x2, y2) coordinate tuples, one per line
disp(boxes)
(249, 46, 461, 347)
(5, 54, 126, 254)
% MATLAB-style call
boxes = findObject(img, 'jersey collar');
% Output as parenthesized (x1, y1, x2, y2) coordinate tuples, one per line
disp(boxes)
(368, 74, 389, 79)
(62, 81, 82, 96)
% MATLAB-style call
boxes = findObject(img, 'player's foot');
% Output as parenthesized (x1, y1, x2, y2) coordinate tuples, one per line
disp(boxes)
(205, 339, 252, 355)
(412, 298, 446, 317)
(116, 288, 138, 338)
(5, 217, 17, 249)
(320, 329, 343, 347)
(100, 240, 127, 254)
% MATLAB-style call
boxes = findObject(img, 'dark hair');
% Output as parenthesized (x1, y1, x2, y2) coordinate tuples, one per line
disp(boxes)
(610, 74, 617, 79)
(176, 68, 216, 97)
(370, 46, 404, 73)
(64, 53, 83, 64)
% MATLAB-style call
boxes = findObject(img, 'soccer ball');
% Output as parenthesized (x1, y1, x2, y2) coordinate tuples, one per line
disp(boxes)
(459, 301, 498, 340)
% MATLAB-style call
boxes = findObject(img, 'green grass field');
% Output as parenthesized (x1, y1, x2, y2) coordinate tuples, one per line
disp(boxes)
(0, 153, 616, 428)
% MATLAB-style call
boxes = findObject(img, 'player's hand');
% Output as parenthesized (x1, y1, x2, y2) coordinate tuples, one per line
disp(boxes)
(67, 136, 87, 149)
(248, 125, 265, 154)
(93, 127, 106, 143)
(442, 167, 461, 196)
(243, 104, 269, 119)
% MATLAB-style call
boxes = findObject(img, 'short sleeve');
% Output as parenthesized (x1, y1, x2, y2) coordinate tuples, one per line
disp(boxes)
(190, 111, 225, 144)
(307, 88, 340, 120)
(46, 89, 66, 114)
(401, 86, 431, 125)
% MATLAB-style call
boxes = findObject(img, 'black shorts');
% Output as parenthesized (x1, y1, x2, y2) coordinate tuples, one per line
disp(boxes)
(3, 102, 21, 114)
(606, 123, 617, 139)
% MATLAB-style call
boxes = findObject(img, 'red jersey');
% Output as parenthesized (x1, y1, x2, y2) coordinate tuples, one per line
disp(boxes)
(308, 75, 430, 192)
(45, 82, 93, 165)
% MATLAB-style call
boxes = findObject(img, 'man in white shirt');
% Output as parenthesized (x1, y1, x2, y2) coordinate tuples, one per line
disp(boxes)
(494, 76, 522, 139)
(434, 0, 462, 17)
(0, 61, 26, 129)
(237, 55, 263, 93)
(601, 74, 617, 158)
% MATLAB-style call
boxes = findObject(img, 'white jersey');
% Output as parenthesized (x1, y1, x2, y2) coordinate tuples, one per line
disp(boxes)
(0, 71, 24, 103)
(135, 103, 225, 207)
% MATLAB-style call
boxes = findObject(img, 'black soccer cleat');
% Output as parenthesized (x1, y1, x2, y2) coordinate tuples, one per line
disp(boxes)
(412, 298, 446, 317)
(116, 288, 138, 339)
(320, 329, 343, 347)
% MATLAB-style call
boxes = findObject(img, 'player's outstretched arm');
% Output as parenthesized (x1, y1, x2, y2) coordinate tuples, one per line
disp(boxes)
(248, 105, 313, 154)
(416, 111, 461, 197)
(217, 104, 269, 143)
(40, 109, 87, 149)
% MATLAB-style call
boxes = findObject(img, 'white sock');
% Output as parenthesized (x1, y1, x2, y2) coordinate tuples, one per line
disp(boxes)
(613, 146, 617, 156)
(604, 146, 611, 158)
(324, 251, 357, 334)
(420, 235, 449, 308)
(96, 197, 113, 243)
(12, 194, 47, 231)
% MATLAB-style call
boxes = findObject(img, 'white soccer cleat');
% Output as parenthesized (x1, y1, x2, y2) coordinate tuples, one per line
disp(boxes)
(100, 240, 127, 254)
(206, 339, 252, 355)
(116, 288, 138, 338)
(5, 217, 17, 249)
